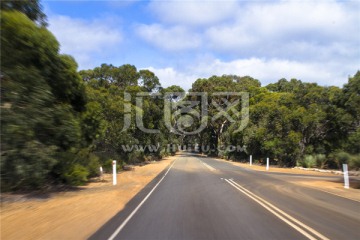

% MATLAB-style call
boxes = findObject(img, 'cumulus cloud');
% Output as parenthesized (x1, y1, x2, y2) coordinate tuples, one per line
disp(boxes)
(48, 15, 122, 69)
(145, 66, 198, 91)
(205, 1, 359, 59)
(46, 0, 359, 87)
(147, 57, 355, 91)
(135, 24, 201, 51)
(148, 0, 239, 26)
(190, 58, 348, 86)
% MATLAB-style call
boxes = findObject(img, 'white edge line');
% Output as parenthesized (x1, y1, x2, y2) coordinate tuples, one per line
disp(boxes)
(108, 160, 176, 240)
(300, 185, 360, 203)
(228, 179, 329, 240)
(228, 179, 330, 240)
(226, 179, 329, 240)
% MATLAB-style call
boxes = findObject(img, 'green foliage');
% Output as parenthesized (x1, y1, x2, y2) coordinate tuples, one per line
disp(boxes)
(349, 155, 360, 170)
(51, 148, 100, 185)
(79, 63, 181, 170)
(63, 164, 89, 186)
(315, 154, 327, 169)
(334, 151, 351, 168)
(185, 72, 359, 168)
(1, 0, 47, 26)
(299, 155, 317, 168)
(345, 128, 360, 154)
(1, 10, 88, 190)
(1, 141, 57, 190)
(298, 154, 327, 169)
(329, 152, 360, 170)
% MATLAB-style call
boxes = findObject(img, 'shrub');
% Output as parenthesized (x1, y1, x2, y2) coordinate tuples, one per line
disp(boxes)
(315, 154, 327, 169)
(127, 151, 144, 164)
(86, 154, 101, 178)
(1, 141, 58, 190)
(349, 154, 360, 170)
(103, 159, 122, 173)
(300, 155, 317, 168)
(63, 164, 89, 186)
(335, 151, 351, 168)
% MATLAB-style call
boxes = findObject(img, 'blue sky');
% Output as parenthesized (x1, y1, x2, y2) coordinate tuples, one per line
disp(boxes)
(44, 0, 360, 90)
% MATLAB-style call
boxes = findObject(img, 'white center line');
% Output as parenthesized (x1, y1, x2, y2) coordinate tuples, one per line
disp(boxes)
(225, 179, 330, 240)
(108, 160, 176, 240)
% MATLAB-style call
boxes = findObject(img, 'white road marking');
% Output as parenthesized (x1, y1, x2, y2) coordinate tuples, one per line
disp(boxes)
(302, 186, 360, 203)
(108, 160, 176, 240)
(199, 160, 216, 171)
(225, 179, 330, 240)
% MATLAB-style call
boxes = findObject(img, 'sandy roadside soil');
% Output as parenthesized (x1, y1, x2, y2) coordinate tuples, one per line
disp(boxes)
(213, 158, 360, 202)
(0, 155, 176, 240)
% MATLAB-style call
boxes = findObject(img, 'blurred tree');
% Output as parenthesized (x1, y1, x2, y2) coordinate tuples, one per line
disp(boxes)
(1, 11, 87, 190)
(1, 0, 47, 26)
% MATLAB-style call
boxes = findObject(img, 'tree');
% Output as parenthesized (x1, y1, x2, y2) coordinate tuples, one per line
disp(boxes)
(1, 0, 47, 26)
(139, 70, 161, 92)
(1, 11, 88, 190)
(80, 64, 182, 164)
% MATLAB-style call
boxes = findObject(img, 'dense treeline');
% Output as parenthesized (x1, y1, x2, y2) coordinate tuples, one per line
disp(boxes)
(1, 1, 359, 190)
(184, 74, 360, 169)
(79, 64, 183, 165)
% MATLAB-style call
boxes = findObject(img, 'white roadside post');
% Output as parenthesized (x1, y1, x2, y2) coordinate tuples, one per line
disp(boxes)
(250, 155, 253, 166)
(112, 160, 117, 185)
(343, 163, 349, 189)
(99, 166, 103, 180)
(266, 157, 269, 171)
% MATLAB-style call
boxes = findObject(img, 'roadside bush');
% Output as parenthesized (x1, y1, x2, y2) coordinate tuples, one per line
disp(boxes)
(315, 154, 327, 169)
(297, 154, 331, 169)
(349, 154, 360, 170)
(52, 148, 101, 185)
(127, 151, 144, 164)
(1, 141, 58, 190)
(102, 159, 123, 173)
(63, 164, 89, 186)
(86, 154, 101, 178)
(77, 149, 102, 178)
(299, 155, 317, 168)
(334, 151, 351, 168)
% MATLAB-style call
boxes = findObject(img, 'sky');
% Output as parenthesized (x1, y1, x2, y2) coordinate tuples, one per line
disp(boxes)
(44, 0, 360, 91)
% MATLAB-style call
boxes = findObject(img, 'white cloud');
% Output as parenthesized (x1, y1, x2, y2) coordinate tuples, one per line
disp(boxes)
(145, 66, 198, 91)
(205, 0, 359, 57)
(205, 24, 257, 50)
(141, 0, 359, 73)
(48, 15, 122, 69)
(135, 24, 201, 51)
(147, 57, 356, 91)
(148, 0, 239, 26)
(190, 58, 342, 86)
(243, 1, 350, 37)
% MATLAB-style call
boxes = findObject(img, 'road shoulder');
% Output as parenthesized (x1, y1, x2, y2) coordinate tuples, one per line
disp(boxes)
(0, 155, 177, 240)
(211, 157, 360, 202)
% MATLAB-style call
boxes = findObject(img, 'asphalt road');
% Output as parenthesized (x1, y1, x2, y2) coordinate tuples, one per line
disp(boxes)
(90, 152, 360, 240)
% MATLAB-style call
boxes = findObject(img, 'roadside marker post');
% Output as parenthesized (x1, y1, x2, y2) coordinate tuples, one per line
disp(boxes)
(99, 166, 103, 180)
(342, 164, 349, 189)
(250, 155, 252, 166)
(112, 160, 117, 185)
(266, 158, 269, 171)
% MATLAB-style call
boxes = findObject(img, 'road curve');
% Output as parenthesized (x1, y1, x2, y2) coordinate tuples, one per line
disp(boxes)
(90, 152, 360, 240)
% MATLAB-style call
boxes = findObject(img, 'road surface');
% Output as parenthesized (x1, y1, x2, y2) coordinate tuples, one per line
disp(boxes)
(90, 152, 360, 240)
